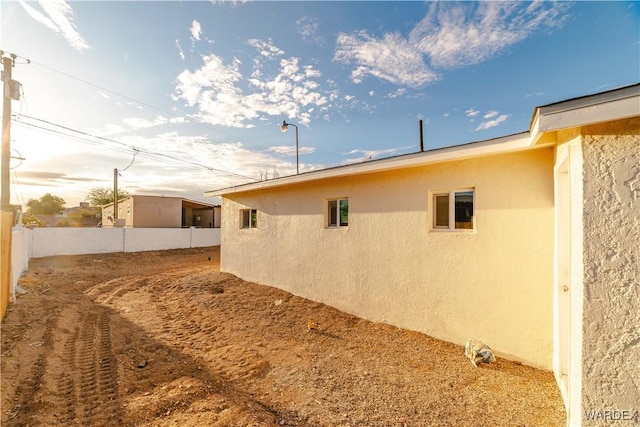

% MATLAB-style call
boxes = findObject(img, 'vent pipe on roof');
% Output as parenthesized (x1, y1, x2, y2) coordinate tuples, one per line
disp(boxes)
(419, 119, 424, 152)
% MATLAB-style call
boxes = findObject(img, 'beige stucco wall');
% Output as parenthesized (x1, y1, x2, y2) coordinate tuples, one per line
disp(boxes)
(220, 148, 556, 369)
(580, 118, 640, 425)
(129, 196, 182, 228)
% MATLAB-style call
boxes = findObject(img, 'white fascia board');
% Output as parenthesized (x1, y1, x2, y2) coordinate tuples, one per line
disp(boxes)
(205, 132, 535, 197)
(530, 85, 640, 145)
(538, 95, 640, 132)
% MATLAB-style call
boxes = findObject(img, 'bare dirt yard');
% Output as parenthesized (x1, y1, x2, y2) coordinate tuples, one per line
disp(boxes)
(1, 247, 565, 426)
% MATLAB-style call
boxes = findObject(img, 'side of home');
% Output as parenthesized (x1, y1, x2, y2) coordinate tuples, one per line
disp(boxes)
(208, 84, 640, 426)
(215, 136, 556, 369)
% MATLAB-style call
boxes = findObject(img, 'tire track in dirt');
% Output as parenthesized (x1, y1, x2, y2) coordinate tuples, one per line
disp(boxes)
(38, 305, 122, 427)
(3, 248, 565, 426)
(82, 267, 285, 426)
(74, 309, 121, 425)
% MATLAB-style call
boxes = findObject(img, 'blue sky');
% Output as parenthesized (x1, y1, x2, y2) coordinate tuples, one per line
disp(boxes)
(2, 1, 639, 207)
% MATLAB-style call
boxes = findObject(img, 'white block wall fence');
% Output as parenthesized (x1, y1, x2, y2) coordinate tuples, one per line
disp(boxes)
(9, 226, 220, 302)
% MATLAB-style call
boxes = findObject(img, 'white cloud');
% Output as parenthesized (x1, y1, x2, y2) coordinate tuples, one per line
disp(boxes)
(247, 38, 284, 58)
(386, 88, 406, 99)
(176, 39, 185, 60)
(483, 110, 499, 119)
(410, 2, 570, 68)
(268, 146, 316, 155)
(334, 31, 439, 87)
(465, 108, 480, 117)
(190, 20, 202, 41)
(123, 116, 171, 129)
(296, 16, 324, 46)
(19, 0, 90, 50)
(117, 132, 301, 184)
(334, 2, 569, 87)
(97, 123, 126, 136)
(475, 114, 509, 131)
(173, 44, 329, 127)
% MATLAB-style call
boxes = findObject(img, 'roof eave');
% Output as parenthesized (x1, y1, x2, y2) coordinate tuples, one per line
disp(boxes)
(206, 131, 536, 197)
(530, 83, 640, 142)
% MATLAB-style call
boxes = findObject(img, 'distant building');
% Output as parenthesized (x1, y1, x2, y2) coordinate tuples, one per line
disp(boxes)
(101, 195, 220, 228)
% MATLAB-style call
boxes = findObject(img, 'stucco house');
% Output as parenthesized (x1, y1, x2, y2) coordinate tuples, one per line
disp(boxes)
(207, 84, 639, 426)
(102, 195, 220, 228)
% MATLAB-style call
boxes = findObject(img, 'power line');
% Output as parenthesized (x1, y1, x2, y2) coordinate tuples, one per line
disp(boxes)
(11, 114, 259, 182)
(29, 59, 273, 152)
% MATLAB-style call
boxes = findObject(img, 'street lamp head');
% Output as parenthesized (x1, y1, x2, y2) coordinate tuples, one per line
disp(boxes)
(281, 120, 289, 132)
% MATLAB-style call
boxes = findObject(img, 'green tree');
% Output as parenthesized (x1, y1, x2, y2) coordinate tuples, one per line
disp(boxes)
(25, 193, 66, 215)
(86, 187, 131, 207)
(21, 211, 45, 228)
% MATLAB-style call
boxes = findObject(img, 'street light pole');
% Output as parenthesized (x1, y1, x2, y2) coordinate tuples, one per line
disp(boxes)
(281, 120, 299, 174)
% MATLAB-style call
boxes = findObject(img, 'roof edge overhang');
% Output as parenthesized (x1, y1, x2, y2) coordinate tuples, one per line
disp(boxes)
(206, 131, 543, 197)
(530, 83, 640, 144)
(102, 195, 217, 209)
(207, 83, 639, 198)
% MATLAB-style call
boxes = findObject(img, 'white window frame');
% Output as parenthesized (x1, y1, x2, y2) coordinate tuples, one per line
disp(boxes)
(326, 197, 348, 228)
(240, 208, 257, 229)
(431, 189, 475, 231)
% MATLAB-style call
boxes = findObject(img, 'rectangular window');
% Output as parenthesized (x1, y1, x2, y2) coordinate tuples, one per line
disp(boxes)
(327, 198, 348, 227)
(433, 189, 474, 231)
(240, 209, 257, 229)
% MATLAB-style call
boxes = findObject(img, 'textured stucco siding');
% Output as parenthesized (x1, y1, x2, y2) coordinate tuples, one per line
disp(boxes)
(581, 118, 640, 425)
(130, 196, 182, 228)
(220, 148, 555, 368)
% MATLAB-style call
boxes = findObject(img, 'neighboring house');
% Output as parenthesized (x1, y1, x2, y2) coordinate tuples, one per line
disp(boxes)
(207, 84, 639, 426)
(102, 195, 220, 228)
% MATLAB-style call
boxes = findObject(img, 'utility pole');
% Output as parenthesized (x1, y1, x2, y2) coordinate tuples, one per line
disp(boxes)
(1, 54, 14, 211)
(1, 51, 23, 320)
(113, 168, 118, 220)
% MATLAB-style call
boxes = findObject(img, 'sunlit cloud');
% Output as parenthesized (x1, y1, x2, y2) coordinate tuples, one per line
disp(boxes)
(465, 108, 480, 117)
(475, 114, 509, 131)
(18, 0, 90, 51)
(296, 16, 325, 46)
(335, 31, 438, 87)
(132, 116, 182, 128)
(176, 39, 186, 60)
(268, 146, 316, 155)
(173, 41, 330, 127)
(247, 38, 284, 58)
(386, 88, 406, 99)
(190, 20, 202, 41)
(483, 110, 499, 119)
(335, 2, 569, 87)
(410, 2, 569, 68)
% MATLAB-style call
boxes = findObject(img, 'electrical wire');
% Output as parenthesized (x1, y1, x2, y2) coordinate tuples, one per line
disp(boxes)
(11, 115, 259, 181)
(29, 59, 273, 152)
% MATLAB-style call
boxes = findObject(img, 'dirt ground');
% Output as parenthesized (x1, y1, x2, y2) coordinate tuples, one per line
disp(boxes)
(1, 247, 565, 426)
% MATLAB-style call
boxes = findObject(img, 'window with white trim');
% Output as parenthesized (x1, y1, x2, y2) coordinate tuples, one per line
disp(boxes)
(240, 208, 257, 229)
(433, 189, 474, 230)
(327, 198, 348, 228)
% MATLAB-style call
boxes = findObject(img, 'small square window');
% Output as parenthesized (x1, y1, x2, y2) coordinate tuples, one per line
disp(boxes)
(433, 190, 474, 231)
(327, 198, 348, 228)
(240, 209, 257, 229)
